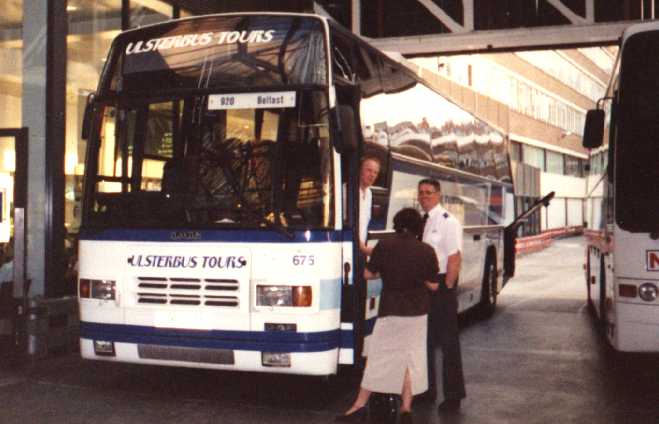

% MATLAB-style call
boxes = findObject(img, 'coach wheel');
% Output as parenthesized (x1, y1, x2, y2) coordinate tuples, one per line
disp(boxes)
(598, 256, 607, 327)
(586, 249, 594, 312)
(480, 256, 497, 318)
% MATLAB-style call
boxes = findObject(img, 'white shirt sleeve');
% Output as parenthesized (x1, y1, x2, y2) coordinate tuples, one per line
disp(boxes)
(359, 187, 372, 243)
(443, 217, 462, 256)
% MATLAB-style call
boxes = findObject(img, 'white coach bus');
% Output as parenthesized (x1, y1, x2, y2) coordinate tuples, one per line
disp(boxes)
(583, 21, 659, 352)
(77, 12, 518, 375)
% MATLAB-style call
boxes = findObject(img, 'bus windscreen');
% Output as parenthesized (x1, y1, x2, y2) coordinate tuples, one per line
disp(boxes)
(105, 15, 327, 93)
(87, 90, 334, 230)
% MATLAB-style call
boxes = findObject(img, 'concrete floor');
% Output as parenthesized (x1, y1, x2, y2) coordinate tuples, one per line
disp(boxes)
(0, 237, 657, 423)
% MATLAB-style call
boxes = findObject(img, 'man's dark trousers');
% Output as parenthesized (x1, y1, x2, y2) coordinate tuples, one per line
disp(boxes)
(427, 274, 466, 401)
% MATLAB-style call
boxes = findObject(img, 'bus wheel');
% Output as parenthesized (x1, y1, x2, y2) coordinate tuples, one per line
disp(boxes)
(586, 249, 595, 313)
(598, 256, 607, 328)
(480, 256, 497, 318)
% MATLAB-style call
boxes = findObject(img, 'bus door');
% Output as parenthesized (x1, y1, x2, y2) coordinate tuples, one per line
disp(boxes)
(503, 191, 555, 282)
(334, 82, 367, 364)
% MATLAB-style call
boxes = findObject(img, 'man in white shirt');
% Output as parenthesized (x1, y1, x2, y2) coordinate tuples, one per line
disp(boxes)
(358, 156, 380, 256)
(417, 178, 466, 413)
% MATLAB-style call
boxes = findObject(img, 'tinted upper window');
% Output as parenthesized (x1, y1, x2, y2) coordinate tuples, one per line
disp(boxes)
(615, 30, 659, 232)
(105, 15, 327, 94)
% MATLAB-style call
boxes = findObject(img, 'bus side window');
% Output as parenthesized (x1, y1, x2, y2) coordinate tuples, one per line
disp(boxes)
(356, 47, 383, 97)
(331, 34, 354, 83)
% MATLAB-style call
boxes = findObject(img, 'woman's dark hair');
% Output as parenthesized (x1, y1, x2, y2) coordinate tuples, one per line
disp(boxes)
(393, 207, 423, 236)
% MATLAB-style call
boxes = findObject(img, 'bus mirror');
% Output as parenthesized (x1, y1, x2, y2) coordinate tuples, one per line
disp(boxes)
(582, 109, 604, 149)
(337, 105, 358, 153)
(81, 92, 96, 140)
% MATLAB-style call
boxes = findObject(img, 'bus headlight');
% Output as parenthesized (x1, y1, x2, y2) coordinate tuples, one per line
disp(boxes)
(256, 285, 312, 307)
(79, 279, 116, 300)
(638, 283, 658, 302)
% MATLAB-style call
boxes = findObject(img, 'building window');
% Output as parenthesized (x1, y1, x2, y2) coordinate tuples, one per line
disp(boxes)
(565, 155, 583, 177)
(545, 150, 564, 174)
(509, 141, 521, 162)
(517, 196, 541, 236)
(521, 144, 544, 170)
(516, 50, 606, 103)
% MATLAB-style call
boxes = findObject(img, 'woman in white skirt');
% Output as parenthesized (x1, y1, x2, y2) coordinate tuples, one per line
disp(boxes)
(337, 208, 439, 424)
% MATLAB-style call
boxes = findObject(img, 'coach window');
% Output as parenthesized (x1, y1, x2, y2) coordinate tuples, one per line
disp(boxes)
(129, 0, 173, 28)
(381, 61, 416, 95)
(140, 102, 175, 191)
(356, 47, 383, 97)
(66, 1, 121, 234)
(331, 33, 354, 83)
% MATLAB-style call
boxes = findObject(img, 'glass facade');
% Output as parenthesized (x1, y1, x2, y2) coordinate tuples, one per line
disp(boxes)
(0, 2, 22, 246)
(0, 1, 22, 128)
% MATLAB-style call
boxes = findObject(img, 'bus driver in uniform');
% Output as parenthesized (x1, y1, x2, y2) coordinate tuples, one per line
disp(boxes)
(417, 178, 466, 413)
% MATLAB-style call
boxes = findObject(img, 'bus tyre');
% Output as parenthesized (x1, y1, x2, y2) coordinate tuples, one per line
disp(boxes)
(598, 256, 606, 328)
(586, 250, 594, 312)
(480, 256, 497, 318)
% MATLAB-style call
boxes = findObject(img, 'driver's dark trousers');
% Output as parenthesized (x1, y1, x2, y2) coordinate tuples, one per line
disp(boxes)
(426, 274, 466, 401)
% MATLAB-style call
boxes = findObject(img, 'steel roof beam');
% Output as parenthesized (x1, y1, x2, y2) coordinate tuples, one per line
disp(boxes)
(368, 22, 629, 56)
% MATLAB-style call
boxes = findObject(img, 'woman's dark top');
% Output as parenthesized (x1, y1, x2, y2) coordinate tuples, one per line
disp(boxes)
(366, 232, 439, 317)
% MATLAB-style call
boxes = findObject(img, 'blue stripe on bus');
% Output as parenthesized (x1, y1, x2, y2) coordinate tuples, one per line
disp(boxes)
(79, 228, 354, 243)
(339, 317, 377, 349)
(82, 317, 378, 353)
(80, 321, 340, 353)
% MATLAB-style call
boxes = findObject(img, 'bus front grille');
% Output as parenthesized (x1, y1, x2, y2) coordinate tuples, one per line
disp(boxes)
(138, 344, 235, 364)
(135, 277, 240, 308)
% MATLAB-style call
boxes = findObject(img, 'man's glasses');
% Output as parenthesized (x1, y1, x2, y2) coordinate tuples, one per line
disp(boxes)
(418, 190, 437, 195)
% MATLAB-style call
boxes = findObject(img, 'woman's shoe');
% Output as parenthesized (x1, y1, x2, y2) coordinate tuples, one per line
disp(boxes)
(335, 406, 368, 422)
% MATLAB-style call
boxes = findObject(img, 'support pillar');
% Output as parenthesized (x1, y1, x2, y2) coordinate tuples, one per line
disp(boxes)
(22, 0, 67, 298)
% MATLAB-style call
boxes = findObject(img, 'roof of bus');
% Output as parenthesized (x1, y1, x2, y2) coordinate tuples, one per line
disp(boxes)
(622, 20, 659, 43)
(118, 12, 328, 36)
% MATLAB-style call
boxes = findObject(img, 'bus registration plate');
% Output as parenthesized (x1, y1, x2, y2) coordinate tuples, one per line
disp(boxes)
(154, 312, 212, 330)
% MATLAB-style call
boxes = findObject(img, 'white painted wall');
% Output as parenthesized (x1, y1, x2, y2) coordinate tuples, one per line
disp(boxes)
(541, 172, 586, 198)
(540, 173, 587, 230)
